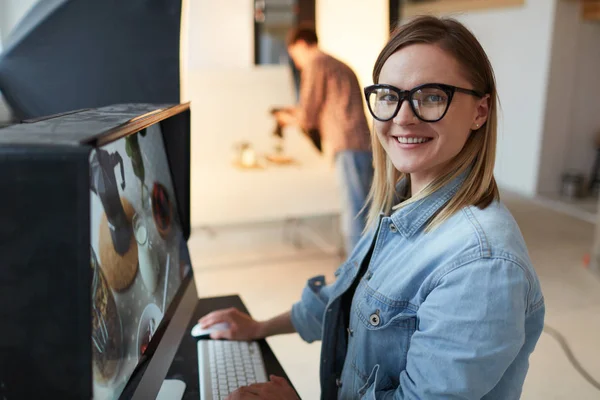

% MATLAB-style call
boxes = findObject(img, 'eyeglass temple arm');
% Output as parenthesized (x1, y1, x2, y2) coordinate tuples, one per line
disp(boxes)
(455, 87, 484, 98)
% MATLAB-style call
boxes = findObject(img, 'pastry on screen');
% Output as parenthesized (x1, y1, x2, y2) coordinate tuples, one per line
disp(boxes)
(98, 197, 138, 291)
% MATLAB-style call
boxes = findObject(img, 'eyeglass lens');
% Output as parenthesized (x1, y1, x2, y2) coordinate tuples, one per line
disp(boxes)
(367, 87, 449, 121)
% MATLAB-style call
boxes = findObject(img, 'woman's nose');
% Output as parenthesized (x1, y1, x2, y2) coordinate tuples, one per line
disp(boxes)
(392, 100, 419, 126)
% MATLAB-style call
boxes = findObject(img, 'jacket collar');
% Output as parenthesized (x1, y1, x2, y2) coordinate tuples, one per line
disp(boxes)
(389, 171, 468, 238)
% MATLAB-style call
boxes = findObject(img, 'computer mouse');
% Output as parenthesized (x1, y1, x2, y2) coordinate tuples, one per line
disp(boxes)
(190, 322, 230, 338)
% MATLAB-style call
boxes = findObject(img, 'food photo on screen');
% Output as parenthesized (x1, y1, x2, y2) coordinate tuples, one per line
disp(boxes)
(89, 126, 187, 399)
(91, 246, 123, 386)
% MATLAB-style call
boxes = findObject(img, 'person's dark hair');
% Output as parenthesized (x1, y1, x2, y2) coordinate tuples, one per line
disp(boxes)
(286, 25, 318, 46)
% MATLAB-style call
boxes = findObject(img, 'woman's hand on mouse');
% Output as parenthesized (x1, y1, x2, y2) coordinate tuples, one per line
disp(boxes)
(226, 375, 300, 400)
(199, 308, 263, 340)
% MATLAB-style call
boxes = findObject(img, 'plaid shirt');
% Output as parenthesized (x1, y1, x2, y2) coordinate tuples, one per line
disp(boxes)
(298, 51, 371, 157)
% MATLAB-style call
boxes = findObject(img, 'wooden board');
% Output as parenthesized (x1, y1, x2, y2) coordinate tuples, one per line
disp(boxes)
(403, 0, 525, 17)
(583, 0, 600, 20)
(98, 196, 139, 291)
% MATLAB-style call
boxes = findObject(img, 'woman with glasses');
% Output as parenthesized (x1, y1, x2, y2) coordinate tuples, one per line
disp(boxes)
(202, 16, 545, 400)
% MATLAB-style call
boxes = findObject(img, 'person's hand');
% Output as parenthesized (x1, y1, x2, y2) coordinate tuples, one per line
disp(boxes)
(226, 375, 299, 400)
(198, 307, 263, 340)
(274, 110, 296, 127)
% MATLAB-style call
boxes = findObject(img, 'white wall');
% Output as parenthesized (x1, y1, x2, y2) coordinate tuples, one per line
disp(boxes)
(537, 0, 580, 195)
(0, 97, 10, 122)
(441, 0, 557, 196)
(186, 0, 389, 100)
(184, 0, 256, 156)
(536, 2, 600, 196)
(0, 0, 38, 122)
(562, 21, 600, 183)
(0, 0, 37, 43)
(185, 0, 254, 71)
(408, 0, 600, 198)
(184, 0, 257, 195)
(317, 0, 389, 95)
(179, 0, 190, 103)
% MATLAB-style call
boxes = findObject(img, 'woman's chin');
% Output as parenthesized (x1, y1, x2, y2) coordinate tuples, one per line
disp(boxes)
(390, 161, 420, 175)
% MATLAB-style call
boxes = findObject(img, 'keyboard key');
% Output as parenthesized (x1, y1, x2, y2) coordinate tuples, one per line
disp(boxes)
(198, 340, 267, 399)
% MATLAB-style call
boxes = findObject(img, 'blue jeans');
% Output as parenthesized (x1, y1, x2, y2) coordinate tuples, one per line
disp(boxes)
(335, 150, 373, 253)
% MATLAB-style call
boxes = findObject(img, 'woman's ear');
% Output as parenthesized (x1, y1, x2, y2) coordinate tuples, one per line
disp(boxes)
(471, 94, 490, 130)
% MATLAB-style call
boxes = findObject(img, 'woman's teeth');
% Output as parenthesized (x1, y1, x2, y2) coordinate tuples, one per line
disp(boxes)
(396, 137, 431, 144)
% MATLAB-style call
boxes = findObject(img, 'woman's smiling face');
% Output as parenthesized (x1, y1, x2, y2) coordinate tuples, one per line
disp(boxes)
(374, 43, 488, 193)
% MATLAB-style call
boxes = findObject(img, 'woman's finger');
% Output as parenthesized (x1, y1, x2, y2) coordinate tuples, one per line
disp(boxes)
(269, 375, 286, 383)
(226, 387, 261, 400)
(209, 326, 233, 340)
(198, 308, 235, 327)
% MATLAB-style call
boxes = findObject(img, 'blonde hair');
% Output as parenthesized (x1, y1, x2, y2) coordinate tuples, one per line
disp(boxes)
(366, 16, 499, 231)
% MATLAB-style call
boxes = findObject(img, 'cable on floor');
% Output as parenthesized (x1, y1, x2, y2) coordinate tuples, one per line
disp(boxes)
(543, 324, 600, 391)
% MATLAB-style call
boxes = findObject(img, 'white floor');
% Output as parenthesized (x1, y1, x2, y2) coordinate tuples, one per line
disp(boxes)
(534, 192, 598, 224)
(188, 192, 600, 399)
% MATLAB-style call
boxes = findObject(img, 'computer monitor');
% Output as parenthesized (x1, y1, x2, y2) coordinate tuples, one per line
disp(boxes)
(0, 104, 198, 400)
(90, 121, 191, 399)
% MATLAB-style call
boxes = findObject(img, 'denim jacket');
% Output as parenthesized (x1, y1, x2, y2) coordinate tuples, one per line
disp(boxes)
(291, 175, 545, 399)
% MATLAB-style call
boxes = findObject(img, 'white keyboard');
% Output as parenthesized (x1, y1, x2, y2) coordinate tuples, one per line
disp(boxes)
(197, 340, 268, 400)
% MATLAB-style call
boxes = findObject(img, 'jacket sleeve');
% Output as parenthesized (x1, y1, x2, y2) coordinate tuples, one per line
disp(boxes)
(364, 258, 537, 399)
(290, 275, 333, 343)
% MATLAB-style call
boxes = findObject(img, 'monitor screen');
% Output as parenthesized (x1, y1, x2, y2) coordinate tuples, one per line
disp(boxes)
(89, 123, 191, 400)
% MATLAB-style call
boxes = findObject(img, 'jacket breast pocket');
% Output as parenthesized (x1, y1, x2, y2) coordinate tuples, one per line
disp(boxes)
(351, 288, 417, 389)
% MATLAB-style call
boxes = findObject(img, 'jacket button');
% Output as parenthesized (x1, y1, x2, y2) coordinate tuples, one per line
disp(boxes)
(369, 312, 380, 326)
(336, 378, 343, 388)
(347, 327, 354, 337)
(389, 223, 397, 233)
(365, 271, 372, 280)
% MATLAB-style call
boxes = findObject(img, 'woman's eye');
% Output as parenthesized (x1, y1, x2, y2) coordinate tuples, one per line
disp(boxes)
(423, 94, 444, 103)
(379, 94, 398, 102)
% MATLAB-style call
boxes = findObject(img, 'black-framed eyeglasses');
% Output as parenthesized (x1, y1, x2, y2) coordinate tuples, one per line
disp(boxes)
(364, 83, 484, 123)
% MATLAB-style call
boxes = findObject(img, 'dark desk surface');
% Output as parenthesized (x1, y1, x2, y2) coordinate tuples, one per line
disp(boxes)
(165, 295, 292, 399)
